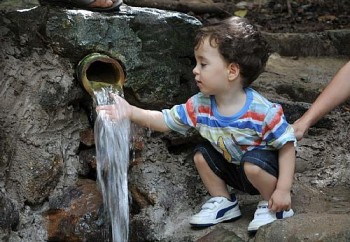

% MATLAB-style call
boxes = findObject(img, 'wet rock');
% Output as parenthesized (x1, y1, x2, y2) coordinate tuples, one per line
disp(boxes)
(79, 128, 95, 147)
(78, 149, 97, 178)
(0, 195, 19, 231)
(0, 0, 39, 11)
(44, 179, 109, 242)
(130, 185, 156, 214)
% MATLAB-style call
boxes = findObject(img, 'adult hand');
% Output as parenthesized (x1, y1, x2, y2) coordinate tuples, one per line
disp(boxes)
(292, 118, 308, 141)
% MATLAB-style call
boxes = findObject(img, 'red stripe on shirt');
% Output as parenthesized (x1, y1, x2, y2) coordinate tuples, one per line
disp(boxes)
(185, 99, 197, 126)
(198, 105, 211, 115)
(262, 106, 283, 135)
(242, 111, 265, 122)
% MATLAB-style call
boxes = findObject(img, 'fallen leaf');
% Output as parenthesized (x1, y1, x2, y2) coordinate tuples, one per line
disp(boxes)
(234, 9, 248, 17)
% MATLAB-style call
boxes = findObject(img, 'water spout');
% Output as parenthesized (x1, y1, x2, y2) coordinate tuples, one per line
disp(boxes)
(77, 52, 125, 99)
(77, 53, 130, 242)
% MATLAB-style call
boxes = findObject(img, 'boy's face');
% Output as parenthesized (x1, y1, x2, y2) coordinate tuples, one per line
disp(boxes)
(193, 37, 231, 96)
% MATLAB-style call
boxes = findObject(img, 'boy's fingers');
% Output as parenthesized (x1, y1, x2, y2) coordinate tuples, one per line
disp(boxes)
(269, 200, 280, 212)
(96, 105, 113, 111)
(268, 200, 277, 212)
(268, 199, 273, 209)
(96, 105, 106, 110)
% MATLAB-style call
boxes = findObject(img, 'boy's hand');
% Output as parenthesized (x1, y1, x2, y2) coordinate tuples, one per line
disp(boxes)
(96, 94, 131, 121)
(268, 189, 291, 212)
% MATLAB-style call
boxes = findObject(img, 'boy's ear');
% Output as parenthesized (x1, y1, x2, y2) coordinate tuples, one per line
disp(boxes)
(228, 63, 240, 81)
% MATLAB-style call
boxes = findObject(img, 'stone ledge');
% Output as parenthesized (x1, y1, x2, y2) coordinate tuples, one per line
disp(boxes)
(263, 29, 350, 57)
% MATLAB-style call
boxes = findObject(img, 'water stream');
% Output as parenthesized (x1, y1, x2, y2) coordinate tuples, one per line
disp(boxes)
(93, 87, 130, 242)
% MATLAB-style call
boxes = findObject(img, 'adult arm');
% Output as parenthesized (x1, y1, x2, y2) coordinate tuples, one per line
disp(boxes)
(293, 61, 350, 140)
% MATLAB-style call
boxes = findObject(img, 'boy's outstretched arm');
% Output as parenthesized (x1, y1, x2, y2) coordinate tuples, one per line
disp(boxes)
(96, 95, 170, 132)
(129, 105, 170, 132)
(293, 61, 350, 140)
(269, 141, 295, 212)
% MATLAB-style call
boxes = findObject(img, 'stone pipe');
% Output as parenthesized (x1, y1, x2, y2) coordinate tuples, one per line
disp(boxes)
(76, 53, 125, 99)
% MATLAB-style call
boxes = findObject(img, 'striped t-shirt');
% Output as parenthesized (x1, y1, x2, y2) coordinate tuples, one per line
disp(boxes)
(162, 88, 296, 164)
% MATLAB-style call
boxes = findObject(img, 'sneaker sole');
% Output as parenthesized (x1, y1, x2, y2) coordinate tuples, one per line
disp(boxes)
(247, 209, 295, 232)
(247, 218, 275, 232)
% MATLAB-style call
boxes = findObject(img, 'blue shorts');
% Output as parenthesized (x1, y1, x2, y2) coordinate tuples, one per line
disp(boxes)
(193, 142, 279, 195)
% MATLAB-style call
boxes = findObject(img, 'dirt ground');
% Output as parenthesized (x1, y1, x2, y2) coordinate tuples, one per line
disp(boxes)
(125, 0, 350, 33)
(247, 1, 350, 33)
(219, 0, 350, 33)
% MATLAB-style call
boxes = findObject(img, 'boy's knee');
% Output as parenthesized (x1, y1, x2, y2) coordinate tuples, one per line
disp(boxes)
(243, 162, 262, 178)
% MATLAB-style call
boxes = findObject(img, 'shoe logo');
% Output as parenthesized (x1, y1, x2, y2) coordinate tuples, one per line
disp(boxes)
(216, 202, 238, 219)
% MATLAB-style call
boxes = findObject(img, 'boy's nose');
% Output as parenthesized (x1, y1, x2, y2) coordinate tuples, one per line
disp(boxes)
(192, 65, 198, 75)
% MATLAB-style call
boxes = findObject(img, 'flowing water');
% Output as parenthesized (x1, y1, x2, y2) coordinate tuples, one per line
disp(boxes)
(93, 87, 131, 242)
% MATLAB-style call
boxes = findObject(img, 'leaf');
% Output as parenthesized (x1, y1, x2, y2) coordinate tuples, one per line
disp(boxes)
(234, 9, 248, 17)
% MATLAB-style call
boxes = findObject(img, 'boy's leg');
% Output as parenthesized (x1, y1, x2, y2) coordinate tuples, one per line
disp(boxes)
(243, 162, 277, 200)
(193, 142, 259, 195)
(241, 149, 279, 198)
(189, 142, 242, 227)
(240, 149, 294, 232)
(193, 151, 230, 199)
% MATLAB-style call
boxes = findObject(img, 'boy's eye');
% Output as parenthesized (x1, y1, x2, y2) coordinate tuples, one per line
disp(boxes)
(200, 63, 207, 67)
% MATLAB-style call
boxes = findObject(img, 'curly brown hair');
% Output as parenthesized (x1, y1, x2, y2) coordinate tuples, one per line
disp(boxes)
(194, 17, 271, 88)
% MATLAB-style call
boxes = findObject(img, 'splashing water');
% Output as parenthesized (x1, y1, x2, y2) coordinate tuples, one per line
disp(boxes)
(93, 86, 130, 242)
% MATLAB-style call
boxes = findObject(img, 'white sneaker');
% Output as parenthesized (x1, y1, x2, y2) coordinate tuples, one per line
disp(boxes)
(189, 195, 241, 227)
(248, 200, 294, 232)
